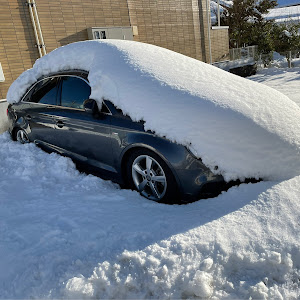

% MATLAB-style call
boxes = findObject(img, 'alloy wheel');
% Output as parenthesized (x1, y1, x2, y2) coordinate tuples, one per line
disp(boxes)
(131, 155, 167, 201)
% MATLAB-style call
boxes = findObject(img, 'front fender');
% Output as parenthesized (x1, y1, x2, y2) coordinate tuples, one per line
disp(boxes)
(13, 117, 32, 136)
(122, 133, 188, 165)
(117, 132, 191, 192)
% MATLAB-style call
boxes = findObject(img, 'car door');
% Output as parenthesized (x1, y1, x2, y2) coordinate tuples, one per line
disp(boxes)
(21, 76, 60, 145)
(52, 75, 115, 172)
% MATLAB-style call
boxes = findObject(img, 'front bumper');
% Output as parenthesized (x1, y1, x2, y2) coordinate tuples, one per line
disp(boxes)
(174, 152, 225, 201)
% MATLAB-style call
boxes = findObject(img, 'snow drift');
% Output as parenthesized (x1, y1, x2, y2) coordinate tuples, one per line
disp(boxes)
(0, 131, 299, 299)
(65, 175, 300, 300)
(7, 40, 300, 181)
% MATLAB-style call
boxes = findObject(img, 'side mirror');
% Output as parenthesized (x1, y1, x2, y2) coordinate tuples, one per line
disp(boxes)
(83, 99, 98, 115)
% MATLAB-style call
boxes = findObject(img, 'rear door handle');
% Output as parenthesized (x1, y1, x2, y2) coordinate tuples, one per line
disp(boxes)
(56, 120, 64, 128)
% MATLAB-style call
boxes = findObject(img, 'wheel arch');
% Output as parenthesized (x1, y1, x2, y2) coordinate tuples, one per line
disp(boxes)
(11, 126, 21, 141)
(10, 114, 31, 140)
(120, 144, 183, 193)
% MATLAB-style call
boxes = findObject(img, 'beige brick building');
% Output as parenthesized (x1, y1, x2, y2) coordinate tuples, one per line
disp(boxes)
(0, 0, 229, 99)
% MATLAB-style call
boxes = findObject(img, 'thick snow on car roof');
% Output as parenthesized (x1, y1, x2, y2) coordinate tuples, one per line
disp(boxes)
(7, 40, 300, 181)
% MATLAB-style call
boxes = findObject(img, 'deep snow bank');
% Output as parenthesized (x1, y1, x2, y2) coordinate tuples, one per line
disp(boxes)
(65, 175, 300, 299)
(7, 40, 300, 181)
(0, 132, 299, 299)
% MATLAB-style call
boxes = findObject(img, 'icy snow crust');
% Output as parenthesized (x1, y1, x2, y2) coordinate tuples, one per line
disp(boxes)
(7, 40, 300, 181)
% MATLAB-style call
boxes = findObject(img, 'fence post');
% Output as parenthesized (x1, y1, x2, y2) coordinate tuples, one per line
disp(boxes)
(288, 51, 292, 68)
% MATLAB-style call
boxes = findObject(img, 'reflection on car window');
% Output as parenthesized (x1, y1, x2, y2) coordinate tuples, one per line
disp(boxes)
(29, 77, 58, 105)
(61, 76, 91, 109)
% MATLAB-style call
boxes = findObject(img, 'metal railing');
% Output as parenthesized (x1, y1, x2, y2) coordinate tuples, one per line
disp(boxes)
(215, 45, 300, 70)
(229, 46, 258, 61)
(213, 46, 258, 71)
(258, 50, 300, 68)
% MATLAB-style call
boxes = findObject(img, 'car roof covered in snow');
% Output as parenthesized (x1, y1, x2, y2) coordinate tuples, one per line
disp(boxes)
(7, 40, 300, 181)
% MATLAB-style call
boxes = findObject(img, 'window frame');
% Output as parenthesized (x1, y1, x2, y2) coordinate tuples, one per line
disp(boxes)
(21, 76, 60, 106)
(58, 75, 91, 111)
(21, 73, 112, 115)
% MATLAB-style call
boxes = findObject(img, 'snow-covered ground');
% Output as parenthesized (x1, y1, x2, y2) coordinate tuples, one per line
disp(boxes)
(250, 66, 300, 106)
(0, 131, 299, 299)
(0, 61, 300, 298)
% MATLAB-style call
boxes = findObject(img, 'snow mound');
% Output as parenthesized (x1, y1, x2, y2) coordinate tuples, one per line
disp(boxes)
(7, 40, 300, 181)
(1, 131, 299, 299)
(65, 175, 300, 299)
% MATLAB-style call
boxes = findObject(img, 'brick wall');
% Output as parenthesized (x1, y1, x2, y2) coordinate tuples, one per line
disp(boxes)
(127, 0, 204, 60)
(211, 27, 229, 62)
(0, 0, 36, 99)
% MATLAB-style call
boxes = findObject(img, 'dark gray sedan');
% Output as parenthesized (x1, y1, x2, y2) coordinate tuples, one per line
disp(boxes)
(7, 70, 225, 203)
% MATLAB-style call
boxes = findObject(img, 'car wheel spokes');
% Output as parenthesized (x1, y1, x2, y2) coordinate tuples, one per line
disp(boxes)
(133, 163, 145, 176)
(149, 181, 160, 199)
(138, 179, 148, 192)
(151, 175, 165, 183)
(132, 155, 167, 201)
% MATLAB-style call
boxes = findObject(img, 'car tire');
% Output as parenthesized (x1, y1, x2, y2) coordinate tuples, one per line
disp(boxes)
(14, 128, 30, 144)
(126, 149, 180, 204)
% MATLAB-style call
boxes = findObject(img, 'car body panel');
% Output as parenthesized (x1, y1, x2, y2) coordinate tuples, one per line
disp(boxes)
(49, 107, 115, 172)
(23, 104, 59, 146)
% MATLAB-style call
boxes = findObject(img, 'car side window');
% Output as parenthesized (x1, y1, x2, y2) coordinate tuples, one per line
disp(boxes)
(100, 102, 111, 114)
(60, 76, 91, 109)
(28, 77, 59, 105)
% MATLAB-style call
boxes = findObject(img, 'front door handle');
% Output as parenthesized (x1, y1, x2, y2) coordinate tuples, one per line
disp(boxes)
(26, 114, 32, 120)
(56, 120, 64, 128)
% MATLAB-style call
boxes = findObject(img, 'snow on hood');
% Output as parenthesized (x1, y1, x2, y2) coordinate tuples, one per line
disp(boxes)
(6, 40, 300, 181)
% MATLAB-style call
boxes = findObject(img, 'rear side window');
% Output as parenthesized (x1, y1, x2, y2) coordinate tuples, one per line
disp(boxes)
(28, 77, 59, 105)
(60, 76, 91, 109)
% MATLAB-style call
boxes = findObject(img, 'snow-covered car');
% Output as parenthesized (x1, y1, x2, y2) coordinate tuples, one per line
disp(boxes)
(6, 40, 300, 203)
(7, 69, 224, 203)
